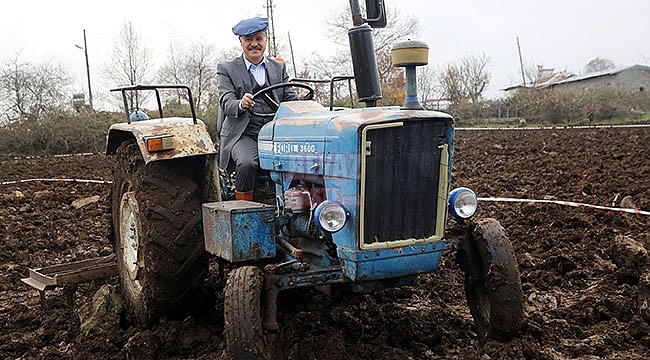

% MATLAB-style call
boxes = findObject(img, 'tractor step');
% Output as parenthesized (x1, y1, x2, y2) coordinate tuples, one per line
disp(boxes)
(21, 254, 117, 291)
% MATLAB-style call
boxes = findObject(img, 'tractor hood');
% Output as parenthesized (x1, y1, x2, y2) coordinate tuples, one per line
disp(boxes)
(258, 101, 332, 176)
(258, 100, 453, 179)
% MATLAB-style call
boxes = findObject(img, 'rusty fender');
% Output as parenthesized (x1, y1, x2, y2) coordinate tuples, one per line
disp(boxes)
(106, 117, 217, 163)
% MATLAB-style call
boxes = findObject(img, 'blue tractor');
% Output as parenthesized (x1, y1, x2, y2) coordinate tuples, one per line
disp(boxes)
(106, 1, 524, 358)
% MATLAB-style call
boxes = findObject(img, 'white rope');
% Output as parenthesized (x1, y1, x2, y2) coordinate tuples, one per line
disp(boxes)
(455, 124, 650, 131)
(4, 152, 103, 160)
(478, 196, 650, 216)
(1, 178, 112, 186)
(3, 179, 647, 216)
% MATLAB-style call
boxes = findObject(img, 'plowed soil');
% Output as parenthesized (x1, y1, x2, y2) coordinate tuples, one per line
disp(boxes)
(2, 126, 650, 359)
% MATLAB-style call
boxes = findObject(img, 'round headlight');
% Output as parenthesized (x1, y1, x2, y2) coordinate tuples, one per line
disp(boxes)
(448, 187, 478, 220)
(314, 200, 348, 233)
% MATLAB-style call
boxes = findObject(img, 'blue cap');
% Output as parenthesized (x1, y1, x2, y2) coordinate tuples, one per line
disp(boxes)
(232, 16, 269, 36)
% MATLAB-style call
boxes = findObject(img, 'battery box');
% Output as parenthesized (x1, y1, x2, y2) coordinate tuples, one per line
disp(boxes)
(202, 200, 276, 262)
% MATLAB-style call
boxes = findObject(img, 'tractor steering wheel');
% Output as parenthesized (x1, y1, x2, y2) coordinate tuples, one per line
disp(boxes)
(249, 82, 315, 118)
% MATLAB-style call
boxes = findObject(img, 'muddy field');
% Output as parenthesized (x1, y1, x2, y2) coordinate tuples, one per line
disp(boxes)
(1, 126, 650, 359)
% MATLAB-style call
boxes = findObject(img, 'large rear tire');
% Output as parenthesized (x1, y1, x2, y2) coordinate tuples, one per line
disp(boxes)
(111, 140, 208, 325)
(224, 266, 274, 360)
(461, 218, 525, 343)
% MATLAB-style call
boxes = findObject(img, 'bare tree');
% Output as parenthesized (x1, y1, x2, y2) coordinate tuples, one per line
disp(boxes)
(325, 4, 419, 53)
(0, 52, 71, 122)
(218, 47, 243, 64)
(584, 57, 616, 73)
(104, 21, 154, 111)
(159, 39, 219, 112)
(417, 65, 442, 109)
(376, 49, 404, 105)
(438, 63, 464, 105)
(307, 4, 419, 105)
(295, 50, 356, 106)
(159, 43, 184, 87)
(462, 54, 491, 103)
(438, 53, 491, 105)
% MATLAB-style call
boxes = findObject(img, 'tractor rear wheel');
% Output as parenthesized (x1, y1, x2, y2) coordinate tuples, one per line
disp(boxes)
(111, 140, 208, 325)
(461, 218, 525, 343)
(224, 266, 275, 360)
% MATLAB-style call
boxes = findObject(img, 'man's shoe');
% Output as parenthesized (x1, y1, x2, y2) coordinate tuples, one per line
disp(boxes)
(235, 191, 254, 201)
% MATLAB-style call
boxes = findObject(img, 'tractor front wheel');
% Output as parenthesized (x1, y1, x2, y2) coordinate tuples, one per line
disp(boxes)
(461, 218, 525, 343)
(224, 266, 276, 360)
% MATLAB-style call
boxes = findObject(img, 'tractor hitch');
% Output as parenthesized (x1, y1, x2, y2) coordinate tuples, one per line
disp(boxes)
(21, 254, 117, 304)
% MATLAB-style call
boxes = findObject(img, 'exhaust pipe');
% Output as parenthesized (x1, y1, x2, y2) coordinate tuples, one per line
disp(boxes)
(349, 24, 382, 107)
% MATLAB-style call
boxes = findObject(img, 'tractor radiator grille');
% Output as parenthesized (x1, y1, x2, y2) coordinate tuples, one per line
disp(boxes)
(361, 120, 448, 246)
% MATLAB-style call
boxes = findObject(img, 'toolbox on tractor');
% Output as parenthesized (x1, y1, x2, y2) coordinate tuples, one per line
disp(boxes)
(202, 200, 276, 262)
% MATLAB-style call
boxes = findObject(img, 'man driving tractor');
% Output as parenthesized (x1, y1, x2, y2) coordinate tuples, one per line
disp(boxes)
(217, 16, 299, 201)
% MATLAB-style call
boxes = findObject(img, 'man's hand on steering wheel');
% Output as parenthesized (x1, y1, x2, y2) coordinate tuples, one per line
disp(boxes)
(248, 82, 315, 118)
(240, 93, 255, 109)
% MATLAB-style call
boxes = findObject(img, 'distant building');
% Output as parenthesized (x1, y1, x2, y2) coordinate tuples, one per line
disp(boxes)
(503, 64, 650, 94)
(551, 65, 650, 93)
(72, 93, 91, 113)
(532, 68, 575, 90)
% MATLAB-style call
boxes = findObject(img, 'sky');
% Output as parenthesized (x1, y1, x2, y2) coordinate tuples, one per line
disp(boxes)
(1, 0, 649, 110)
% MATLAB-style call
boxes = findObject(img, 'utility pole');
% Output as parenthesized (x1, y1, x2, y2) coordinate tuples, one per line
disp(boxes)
(75, 29, 93, 111)
(517, 36, 526, 87)
(265, 0, 277, 57)
(288, 31, 297, 78)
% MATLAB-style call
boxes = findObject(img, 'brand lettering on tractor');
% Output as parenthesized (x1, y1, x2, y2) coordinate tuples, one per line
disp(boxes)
(274, 142, 316, 154)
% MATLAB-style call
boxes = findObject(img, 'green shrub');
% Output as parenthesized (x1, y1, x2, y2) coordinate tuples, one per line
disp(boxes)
(0, 99, 222, 156)
(444, 88, 650, 126)
(0, 111, 119, 156)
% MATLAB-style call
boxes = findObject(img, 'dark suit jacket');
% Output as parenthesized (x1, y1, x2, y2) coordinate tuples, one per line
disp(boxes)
(217, 55, 297, 169)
